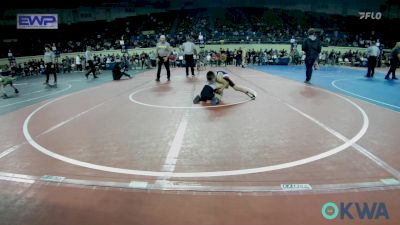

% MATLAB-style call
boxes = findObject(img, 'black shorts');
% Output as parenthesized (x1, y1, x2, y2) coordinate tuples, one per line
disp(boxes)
(200, 85, 215, 101)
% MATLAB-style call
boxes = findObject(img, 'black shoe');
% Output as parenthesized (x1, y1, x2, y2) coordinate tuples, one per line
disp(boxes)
(393, 77, 398, 80)
(304, 80, 311, 84)
(85, 74, 89, 79)
(193, 95, 201, 104)
(15, 89, 19, 94)
(364, 75, 370, 78)
(2, 94, 8, 99)
(246, 92, 256, 100)
(385, 76, 390, 80)
(167, 78, 170, 81)
(94, 76, 99, 79)
(155, 78, 160, 82)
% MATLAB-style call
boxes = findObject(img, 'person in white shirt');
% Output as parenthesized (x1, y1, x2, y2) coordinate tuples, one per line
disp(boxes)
(206, 54, 211, 66)
(365, 41, 380, 78)
(75, 55, 82, 71)
(198, 32, 205, 49)
(181, 36, 197, 77)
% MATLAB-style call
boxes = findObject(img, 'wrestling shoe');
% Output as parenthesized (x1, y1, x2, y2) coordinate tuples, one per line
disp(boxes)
(211, 97, 220, 105)
(193, 95, 201, 104)
(246, 91, 256, 100)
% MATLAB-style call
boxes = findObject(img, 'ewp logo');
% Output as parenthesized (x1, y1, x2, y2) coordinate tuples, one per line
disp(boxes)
(322, 202, 389, 220)
(17, 14, 58, 29)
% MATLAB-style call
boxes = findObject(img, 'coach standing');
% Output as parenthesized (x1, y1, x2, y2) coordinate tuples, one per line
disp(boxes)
(181, 36, 196, 77)
(365, 41, 380, 78)
(156, 35, 171, 81)
(302, 29, 321, 83)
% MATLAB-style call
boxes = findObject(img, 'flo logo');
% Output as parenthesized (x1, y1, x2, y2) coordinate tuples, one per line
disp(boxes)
(322, 202, 389, 220)
(359, 12, 382, 20)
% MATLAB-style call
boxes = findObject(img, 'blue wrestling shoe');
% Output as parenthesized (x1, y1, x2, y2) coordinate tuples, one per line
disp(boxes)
(211, 97, 220, 105)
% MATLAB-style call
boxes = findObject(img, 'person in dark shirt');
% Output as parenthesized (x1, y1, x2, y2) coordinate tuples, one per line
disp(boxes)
(112, 62, 131, 80)
(302, 29, 322, 83)
(384, 42, 400, 80)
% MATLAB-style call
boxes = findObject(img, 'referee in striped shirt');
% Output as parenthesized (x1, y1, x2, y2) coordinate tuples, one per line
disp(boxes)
(181, 36, 197, 77)
(365, 41, 380, 78)
(85, 46, 98, 79)
(43, 44, 57, 85)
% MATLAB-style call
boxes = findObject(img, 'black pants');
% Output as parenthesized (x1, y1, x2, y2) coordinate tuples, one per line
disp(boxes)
(236, 57, 242, 66)
(305, 57, 316, 82)
(184, 54, 195, 76)
(385, 59, 398, 79)
(76, 64, 82, 71)
(45, 63, 57, 83)
(366, 56, 377, 77)
(156, 57, 170, 80)
(86, 60, 96, 76)
(113, 71, 130, 80)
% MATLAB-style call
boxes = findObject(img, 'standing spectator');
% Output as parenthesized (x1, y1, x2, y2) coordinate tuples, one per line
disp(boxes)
(181, 36, 196, 77)
(43, 44, 57, 85)
(155, 35, 171, 82)
(302, 29, 321, 83)
(365, 41, 380, 78)
(198, 32, 205, 49)
(236, 48, 243, 67)
(76, 55, 82, 71)
(85, 46, 98, 79)
(385, 42, 400, 80)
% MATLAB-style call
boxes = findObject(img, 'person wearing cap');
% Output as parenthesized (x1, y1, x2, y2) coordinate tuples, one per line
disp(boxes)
(0, 76, 19, 98)
(365, 41, 380, 78)
(155, 35, 172, 81)
(43, 44, 57, 86)
(302, 29, 321, 83)
(181, 36, 197, 77)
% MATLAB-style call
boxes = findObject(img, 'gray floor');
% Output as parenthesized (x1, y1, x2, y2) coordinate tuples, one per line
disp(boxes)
(0, 69, 147, 115)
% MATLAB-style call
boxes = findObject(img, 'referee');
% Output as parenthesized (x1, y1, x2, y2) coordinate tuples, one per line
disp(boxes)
(85, 46, 98, 79)
(155, 35, 172, 81)
(365, 41, 380, 78)
(43, 44, 57, 85)
(181, 36, 197, 77)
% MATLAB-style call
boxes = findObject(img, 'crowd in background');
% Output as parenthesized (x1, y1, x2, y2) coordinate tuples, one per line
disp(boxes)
(1, 7, 397, 59)
(1, 45, 393, 78)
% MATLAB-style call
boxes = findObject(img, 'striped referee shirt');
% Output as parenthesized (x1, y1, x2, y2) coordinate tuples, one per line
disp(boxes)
(43, 51, 55, 63)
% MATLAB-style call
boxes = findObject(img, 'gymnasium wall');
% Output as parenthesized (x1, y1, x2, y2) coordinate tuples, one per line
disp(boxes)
(0, 44, 372, 67)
